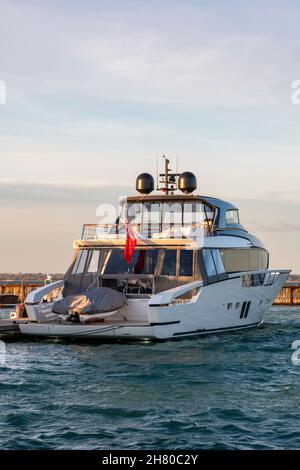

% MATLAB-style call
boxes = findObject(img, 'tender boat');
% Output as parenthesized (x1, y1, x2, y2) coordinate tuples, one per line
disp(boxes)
(19, 157, 290, 341)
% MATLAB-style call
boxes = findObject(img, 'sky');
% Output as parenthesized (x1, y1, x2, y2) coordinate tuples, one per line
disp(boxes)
(0, 0, 300, 273)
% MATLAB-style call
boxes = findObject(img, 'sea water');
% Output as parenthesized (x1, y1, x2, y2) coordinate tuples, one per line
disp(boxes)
(0, 307, 299, 450)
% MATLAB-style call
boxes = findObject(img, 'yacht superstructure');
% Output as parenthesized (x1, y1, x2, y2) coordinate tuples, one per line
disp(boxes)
(20, 158, 290, 340)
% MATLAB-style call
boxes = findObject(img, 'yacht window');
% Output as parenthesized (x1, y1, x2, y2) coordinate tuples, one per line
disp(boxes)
(202, 250, 217, 278)
(162, 250, 177, 276)
(220, 248, 269, 273)
(87, 250, 100, 273)
(127, 203, 142, 225)
(163, 202, 182, 225)
(204, 205, 216, 223)
(179, 250, 193, 276)
(183, 203, 204, 225)
(103, 249, 158, 275)
(143, 203, 161, 236)
(226, 210, 240, 225)
(72, 252, 82, 275)
(73, 250, 88, 274)
(258, 250, 269, 270)
(211, 249, 226, 274)
(143, 203, 161, 224)
(134, 250, 158, 274)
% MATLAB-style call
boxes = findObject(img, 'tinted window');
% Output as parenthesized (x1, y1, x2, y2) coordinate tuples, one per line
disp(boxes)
(220, 248, 269, 273)
(226, 210, 239, 224)
(72, 251, 82, 274)
(104, 249, 158, 275)
(179, 250, 193, 276)
(162, 250, 177, 276)
(211, 249, 225, 274)
(73, 250, 88, 274)
(134, 250, 158, 274)
(87, 250, 100, 273)
(202, 250, 217, 278)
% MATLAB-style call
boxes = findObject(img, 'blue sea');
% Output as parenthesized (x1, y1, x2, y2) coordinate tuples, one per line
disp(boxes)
(0, 307, 300, 450)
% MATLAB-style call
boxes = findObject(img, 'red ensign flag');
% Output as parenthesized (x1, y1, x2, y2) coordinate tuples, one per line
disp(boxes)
(124, 224, 137, 264)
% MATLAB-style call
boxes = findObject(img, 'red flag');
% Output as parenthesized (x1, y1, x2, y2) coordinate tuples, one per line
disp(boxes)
(124, 224, 137, 264)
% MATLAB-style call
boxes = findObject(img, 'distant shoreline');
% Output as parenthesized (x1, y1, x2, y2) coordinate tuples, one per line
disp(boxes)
(0, 273, 299, 282)
(0, 273, 64, 281)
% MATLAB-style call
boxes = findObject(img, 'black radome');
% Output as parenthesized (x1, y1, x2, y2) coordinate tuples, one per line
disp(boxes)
(178, 172, 197, 194)
(136, 173, 155, 194)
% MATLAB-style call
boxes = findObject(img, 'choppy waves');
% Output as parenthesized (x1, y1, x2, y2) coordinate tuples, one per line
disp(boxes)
(0, 307, 300, 449)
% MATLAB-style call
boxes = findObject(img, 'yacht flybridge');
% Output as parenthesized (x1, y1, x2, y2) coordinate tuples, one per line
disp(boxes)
(20, 157, 290, 340)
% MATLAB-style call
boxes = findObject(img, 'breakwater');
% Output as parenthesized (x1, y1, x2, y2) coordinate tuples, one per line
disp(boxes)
(273, 282, 300, 306)
(0, 278, 299, 306)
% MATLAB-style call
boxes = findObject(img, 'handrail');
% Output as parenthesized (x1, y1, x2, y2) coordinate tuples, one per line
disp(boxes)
(149, 280, 203, 306)
(100, 274, 154, 279)
(81, 223, 214, 241)
(227, 269, 291, 278)
(238, 269, 291, 288)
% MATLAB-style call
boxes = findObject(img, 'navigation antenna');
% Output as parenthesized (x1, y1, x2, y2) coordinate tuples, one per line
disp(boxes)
(137, 155, 197, 195)
(159, 155, 180, 195)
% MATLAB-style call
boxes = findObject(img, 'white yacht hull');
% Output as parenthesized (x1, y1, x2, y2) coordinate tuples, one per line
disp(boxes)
(20, 270, 289, 341)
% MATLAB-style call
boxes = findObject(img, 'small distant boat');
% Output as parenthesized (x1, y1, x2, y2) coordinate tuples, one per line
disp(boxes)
(19, 156, 291, 341)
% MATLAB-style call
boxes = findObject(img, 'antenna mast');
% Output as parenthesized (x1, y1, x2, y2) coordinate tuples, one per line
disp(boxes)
(158, 155, 180, 195)
(164, 155, 169, 194)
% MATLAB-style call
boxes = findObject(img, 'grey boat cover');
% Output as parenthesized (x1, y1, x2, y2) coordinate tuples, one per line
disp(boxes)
(52, 287, 126, 315)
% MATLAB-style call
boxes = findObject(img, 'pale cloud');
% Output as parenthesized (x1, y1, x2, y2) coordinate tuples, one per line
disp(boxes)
(64, 27, 288, 107)
(0, 0, 298, 108)
(0, 180, 130, 205)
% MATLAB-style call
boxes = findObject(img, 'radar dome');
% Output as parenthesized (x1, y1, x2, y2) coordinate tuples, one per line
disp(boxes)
(178, 172, 197, 194)
(136, 173, 154, 194)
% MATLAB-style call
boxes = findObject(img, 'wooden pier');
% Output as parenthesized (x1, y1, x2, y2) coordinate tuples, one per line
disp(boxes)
(273, 282, 300, 306)
(0, 280, 45, 304)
